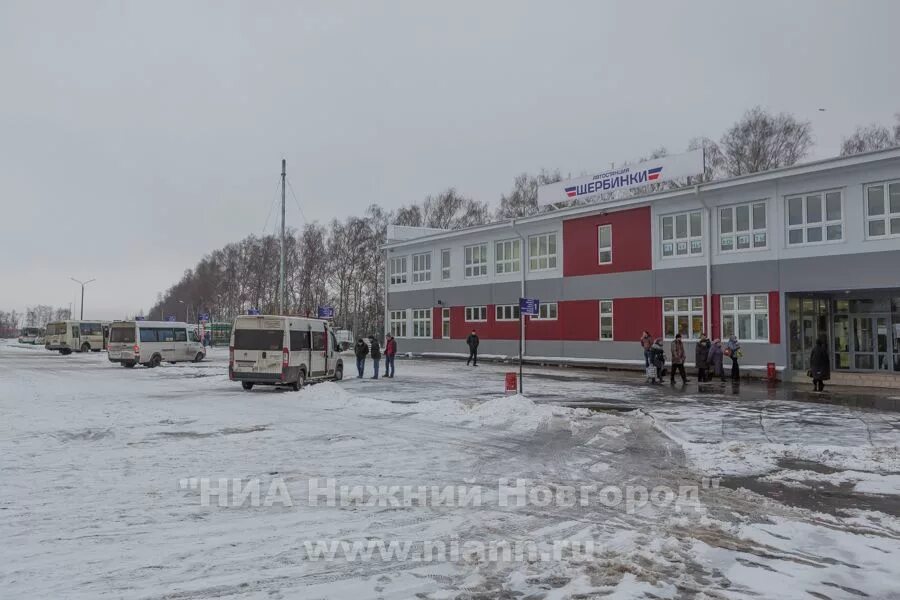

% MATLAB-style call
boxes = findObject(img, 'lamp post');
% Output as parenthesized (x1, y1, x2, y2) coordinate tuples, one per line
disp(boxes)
(70, 277, 96, 320)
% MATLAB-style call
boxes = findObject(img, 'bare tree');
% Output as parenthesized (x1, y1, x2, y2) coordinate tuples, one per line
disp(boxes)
(840, 117, 900, 156)
(719, 106, 813, 175)
(496, 169, 562, 219)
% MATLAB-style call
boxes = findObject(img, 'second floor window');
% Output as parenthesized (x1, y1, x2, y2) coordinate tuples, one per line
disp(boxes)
(865, 181, 900, 238)
(786, 190, 842, 245)
(495, 239, 521, 274)
(412, 252, 431, 283)
(464, 244, 488, 278)
(529, 233, 558, 271)
(661, 211, 702, 258)
(389, 256, 407, 285)
(598, 225, 612, 264)
(720, 201, 767, 252)
(441, 249, 451, 280)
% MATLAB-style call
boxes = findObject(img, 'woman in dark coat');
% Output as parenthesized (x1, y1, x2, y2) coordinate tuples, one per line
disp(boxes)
(809, 336, 831, 392)
(695, 334, 711, 382)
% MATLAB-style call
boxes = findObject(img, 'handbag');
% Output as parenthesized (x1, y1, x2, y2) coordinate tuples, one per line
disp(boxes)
(806, 369, 813, 378)
(646, 366, 658, 379)
(724, 347, 732, 357)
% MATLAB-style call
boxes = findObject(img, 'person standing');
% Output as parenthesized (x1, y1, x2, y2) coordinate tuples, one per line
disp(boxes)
(695, 333, 711, 383)
(369, 335, 381, 379)
(709, 339, 725, 382)
(384, 333, 397, 378)
(809, 336, 830, 392)
(640, 330, 653, 367)
(670, 333, 688, 385)
(726, 335, 742, 381)
(466, 330, 480, 366)
(354, 337, 369, 378)
(648, 337, 666, 384)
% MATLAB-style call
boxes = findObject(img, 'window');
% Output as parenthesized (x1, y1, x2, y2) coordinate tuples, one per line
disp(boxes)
(865, 181, 900, 238)
(528, 233, 558, 271)
(441, 249, 451, 280)
(412, 252, 431, 283)
(81, 322, 102, 336)
(534, 302, 558, 320)
(110, 327, 135, 343)
(389, 256, 408, 285)
(290, 330, 311, 351)
(495, 239, 521, 274)
(663, 296, 704, 340)
(389, 310, 408, 338)
(442, 308, 450, 339)
(233, 329, 282, 350)
(139, 328, 158, 343)
(311, 331, 326, 351)
(720, 201, 767, 252)
(174, 329, 187, 342)
(465, 306, 487, 322)
(598, 225, 612, 264)
(599, 300, 613, 340)
(495, 304, 520, 321)
(411, 309, 432, 338)
(786, 191, 842, 245)
(661, 211, 703, 257)
(464, 244, 488, 278)
(721, 294, 769, 341)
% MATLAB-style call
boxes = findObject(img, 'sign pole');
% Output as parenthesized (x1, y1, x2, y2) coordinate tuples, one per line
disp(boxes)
(518, 309, 524, 394)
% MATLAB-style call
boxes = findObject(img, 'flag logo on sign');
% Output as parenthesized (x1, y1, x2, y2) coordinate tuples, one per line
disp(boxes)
(564, 186, 578, 198)
(647, 166, 663, 181)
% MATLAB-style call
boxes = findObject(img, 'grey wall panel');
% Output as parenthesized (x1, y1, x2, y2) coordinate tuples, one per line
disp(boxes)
(652, 266, 706, 297)
(563, 271, 654, 300)
(712, 261, 780, 294)
(778, 250, 900, 292)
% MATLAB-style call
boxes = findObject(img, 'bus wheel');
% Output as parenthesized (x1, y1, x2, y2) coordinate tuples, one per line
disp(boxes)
(334, 364, 343, 381)
(241, 382, 254, 391)
(148, 355, 161, 368)
(292, 370, 306, 391)
(123, 362, 135, 368)
(80, 343, 91, 353)
(193, 353, 204, 363)
(61, 349, 72, 355)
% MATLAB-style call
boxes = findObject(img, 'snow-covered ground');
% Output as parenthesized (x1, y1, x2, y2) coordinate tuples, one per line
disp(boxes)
(2, 339, 898, 599)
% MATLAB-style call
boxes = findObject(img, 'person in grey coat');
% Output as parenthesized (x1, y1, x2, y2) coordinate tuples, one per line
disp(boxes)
(709, 339, 725, 382)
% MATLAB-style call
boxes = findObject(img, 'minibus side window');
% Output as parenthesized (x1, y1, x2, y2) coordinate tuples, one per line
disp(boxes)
(139, 328, 158, 343)
(311, 331, 326, 351)
(290, 330, 310, 351)
(174, 329, 187, 342)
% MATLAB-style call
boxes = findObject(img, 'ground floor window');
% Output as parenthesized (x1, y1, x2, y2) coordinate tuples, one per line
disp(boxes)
(534, 302, 558, 320)
(721, 294, 768, 341)
(495, 304, 520, 321)
(465, 306, 487, 322)
(663, 297, 704, 340)
(411, 309, 431, 338)
(389, 310, 408, 338)
(442, 308, 450, 339)
(599, 300, 613, 340)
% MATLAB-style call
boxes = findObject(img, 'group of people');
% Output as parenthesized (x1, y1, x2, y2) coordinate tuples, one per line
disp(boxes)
(640, 330, 742, 386)
(354, 334, 397, 379)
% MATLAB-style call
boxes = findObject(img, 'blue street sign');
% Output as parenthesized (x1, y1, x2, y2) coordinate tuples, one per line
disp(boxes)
(166, 315, 176, 322)
(247, 308, 260, 315)
(135, 316, 145, 321)
(199, 313, 210, 322)
(519, 297, 540, 316)
(317, 306, 335, 320)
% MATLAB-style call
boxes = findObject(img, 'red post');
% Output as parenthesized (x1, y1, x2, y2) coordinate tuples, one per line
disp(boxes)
(767, 362, 776, 382)
(505, 372, 517, 394)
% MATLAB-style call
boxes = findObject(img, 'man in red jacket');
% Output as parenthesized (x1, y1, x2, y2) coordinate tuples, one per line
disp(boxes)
(384, 334, 397, 378)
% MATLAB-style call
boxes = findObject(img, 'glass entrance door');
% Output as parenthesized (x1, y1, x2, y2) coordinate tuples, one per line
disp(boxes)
(848, 315, 894, 371)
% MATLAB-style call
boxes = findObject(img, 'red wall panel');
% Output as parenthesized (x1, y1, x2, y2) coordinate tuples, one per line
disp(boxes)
(450, 306, 466, 340)
(710, 294, 721, 341)
(612, 297, 661, 343)
(558, 300, 599, 341)
(768, 291, 781, 344)
(563, 206, 652, 277)
(432, 307, 442, 340)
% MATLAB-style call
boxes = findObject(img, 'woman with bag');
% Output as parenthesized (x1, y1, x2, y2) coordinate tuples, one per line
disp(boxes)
(809, 336, 830, 392)
(725, 335, 742, 381)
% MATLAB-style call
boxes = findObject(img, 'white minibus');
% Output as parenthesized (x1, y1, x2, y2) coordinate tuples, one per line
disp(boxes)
(45, 320, 111, 354)
(229, 315, 344, 391)
(18, 327, 43, 344)
(107, 321, 206, 368)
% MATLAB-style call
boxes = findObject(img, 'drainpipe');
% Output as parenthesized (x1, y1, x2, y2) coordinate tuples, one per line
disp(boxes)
(510, 218, 527, 360)
(697, 185, 713, 336)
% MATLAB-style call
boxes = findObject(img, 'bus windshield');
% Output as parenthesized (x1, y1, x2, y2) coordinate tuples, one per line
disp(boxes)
(46, 323, 66, 335)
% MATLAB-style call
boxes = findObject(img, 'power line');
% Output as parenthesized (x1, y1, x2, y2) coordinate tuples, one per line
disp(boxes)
(261, 178, 282, 236)
(285, 177, 308, 225)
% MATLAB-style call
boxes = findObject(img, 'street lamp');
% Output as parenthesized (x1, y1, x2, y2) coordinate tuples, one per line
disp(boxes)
(70, 277, 96, 320)
(177, 300, 191, 323)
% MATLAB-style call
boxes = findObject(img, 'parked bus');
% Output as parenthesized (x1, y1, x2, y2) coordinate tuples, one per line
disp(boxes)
(18, 327, 44, 344)
(107, 321, 206, 368)
(229, 315, 344, 391)
(45, 320, 111, 354)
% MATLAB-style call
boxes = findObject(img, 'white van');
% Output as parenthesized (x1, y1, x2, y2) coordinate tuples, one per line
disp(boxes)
(107, 321, 206, 368)
(229, 315, 344, 391)
(18, 327, 43, 344)
(45, 320, 111, 354)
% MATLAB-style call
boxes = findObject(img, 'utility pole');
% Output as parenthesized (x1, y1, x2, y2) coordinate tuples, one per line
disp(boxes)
(70, 277, 95, 320)
(279, 158, 286, 315)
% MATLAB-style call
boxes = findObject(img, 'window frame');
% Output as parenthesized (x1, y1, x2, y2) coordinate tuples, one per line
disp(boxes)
(719, 200, 768, 253)
(389, 256, 408, 285)
(464, 305, 487, 322)
(441, 307, 451, 339)
(389, 309, 408, 338)
(785, 189, 844, 247)
(528, 232, 558, 272)
(662, 296, 704, 340)
(597, 224, 612, 265)
(411, 252, 432, 284)
(441, 249, 451, 280)
(864, 180, 900, 240)
(494, 239, 521, 275)
(720, 294, 770, 342)
(410, 308, 432, 338)
(533, 302, 558, 321)
(495, 304, 520, 321)
(660, 210, 703, 258)
(464, 244, 488, 279)
(599, 300, 613, 340)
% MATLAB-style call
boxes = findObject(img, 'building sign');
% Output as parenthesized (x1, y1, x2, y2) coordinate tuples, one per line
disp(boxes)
(135, 316, 145, 321)
(537, 149, 704, 205)
(199, 313, 210, 322)
(317, 306, 335, 320)
(519, 298, 540, 316)
(247, 308, 261, 316)
(166, 315, 176, 322)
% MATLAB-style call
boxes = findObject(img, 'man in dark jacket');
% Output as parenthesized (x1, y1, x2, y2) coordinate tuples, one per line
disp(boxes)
(384, 334, 397, 378)
(466, 330, 479, 366)
(369, 335, 382, 379)
(354, 338, 368, 378)
(809, 336, 830, 392)
(695, 333, 711, 382)
(669, 333, 688, 385)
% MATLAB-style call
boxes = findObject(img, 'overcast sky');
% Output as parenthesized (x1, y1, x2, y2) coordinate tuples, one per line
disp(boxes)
(2, 0, 899, 318)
